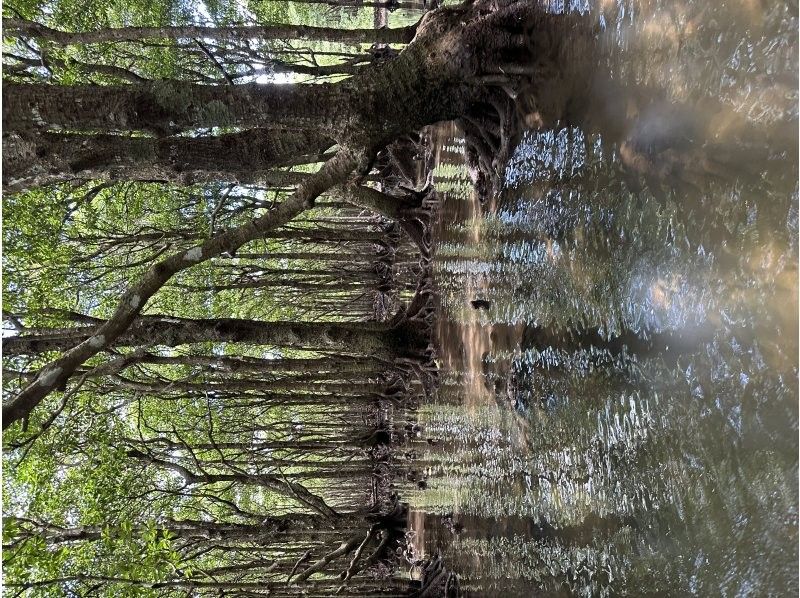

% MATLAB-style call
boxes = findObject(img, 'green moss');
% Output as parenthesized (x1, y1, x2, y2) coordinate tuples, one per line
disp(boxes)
(199, 99, 234, 126)
(149, 79, 191, 114)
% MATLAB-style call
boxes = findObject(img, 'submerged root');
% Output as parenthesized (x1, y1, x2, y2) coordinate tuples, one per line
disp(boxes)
(375, 132, 433, 194)
(458, 94, 521, 203)
(397, 184, 438, 257)
(412, 553, 460, 598)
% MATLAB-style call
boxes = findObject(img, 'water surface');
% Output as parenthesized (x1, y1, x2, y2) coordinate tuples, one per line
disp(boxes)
(409, 1, 798, 595)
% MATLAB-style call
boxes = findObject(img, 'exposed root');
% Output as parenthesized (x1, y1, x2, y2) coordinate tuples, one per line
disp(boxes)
(396, 184, 439, 257)
(374, 132, 432, 194)
(413, 552, 460, 598)
(458, 94, 520, 203)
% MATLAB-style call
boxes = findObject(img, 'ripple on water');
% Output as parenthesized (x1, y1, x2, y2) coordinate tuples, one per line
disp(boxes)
(416, 0, 798, 594)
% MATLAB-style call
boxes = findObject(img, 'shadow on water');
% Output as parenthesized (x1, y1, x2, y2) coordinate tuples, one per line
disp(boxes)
(408, 0, 798, 596)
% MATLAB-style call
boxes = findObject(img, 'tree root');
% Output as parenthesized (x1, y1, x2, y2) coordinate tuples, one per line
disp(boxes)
(414, 552, 460, 598)
(458, 94, 520, 204)
(397, 184, 439, 257)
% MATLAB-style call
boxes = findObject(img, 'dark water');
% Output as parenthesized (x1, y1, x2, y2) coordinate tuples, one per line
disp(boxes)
(408, 1, 798, 595)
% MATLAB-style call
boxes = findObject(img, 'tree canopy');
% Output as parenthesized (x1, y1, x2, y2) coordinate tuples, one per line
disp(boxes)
(3, 0, 447, 593)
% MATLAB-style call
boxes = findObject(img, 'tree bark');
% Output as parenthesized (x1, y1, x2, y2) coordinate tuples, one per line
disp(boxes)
(3, 80, 349, 135)
(129, 353, 379, 375)
(3, 129, 333, 191)
(2, 7, 488, 141)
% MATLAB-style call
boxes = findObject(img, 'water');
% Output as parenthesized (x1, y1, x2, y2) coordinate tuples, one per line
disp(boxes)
(408, 1, 798, 595)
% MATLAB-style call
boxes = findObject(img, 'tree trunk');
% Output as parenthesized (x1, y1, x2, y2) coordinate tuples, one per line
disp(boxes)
(131, 353, 380, 375)
(3, 316, 401, 358)
(3, 80, 350, 135)
(4, 17, 418, 46)
(9, 514, 340, 545)
(3, 129, 333, 191)
(3, 4, 524, 142)
(4, 3, 600, 195)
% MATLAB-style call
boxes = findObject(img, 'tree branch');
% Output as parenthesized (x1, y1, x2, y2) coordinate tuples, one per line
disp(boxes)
(3, 149, 364, 430)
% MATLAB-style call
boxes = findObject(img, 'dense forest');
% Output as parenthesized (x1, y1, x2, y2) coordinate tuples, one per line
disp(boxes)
(2, 0, 451, 594)
(2, 0, 797, 595)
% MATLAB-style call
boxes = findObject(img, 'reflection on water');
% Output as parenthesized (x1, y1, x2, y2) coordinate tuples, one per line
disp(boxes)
(410, 0, 798, 595)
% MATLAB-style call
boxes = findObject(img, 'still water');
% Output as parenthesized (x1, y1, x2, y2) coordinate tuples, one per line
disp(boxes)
(408, 1, 798, 595)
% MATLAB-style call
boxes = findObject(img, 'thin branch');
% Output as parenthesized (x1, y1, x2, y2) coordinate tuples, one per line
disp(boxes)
(193, 39, 234, 85)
